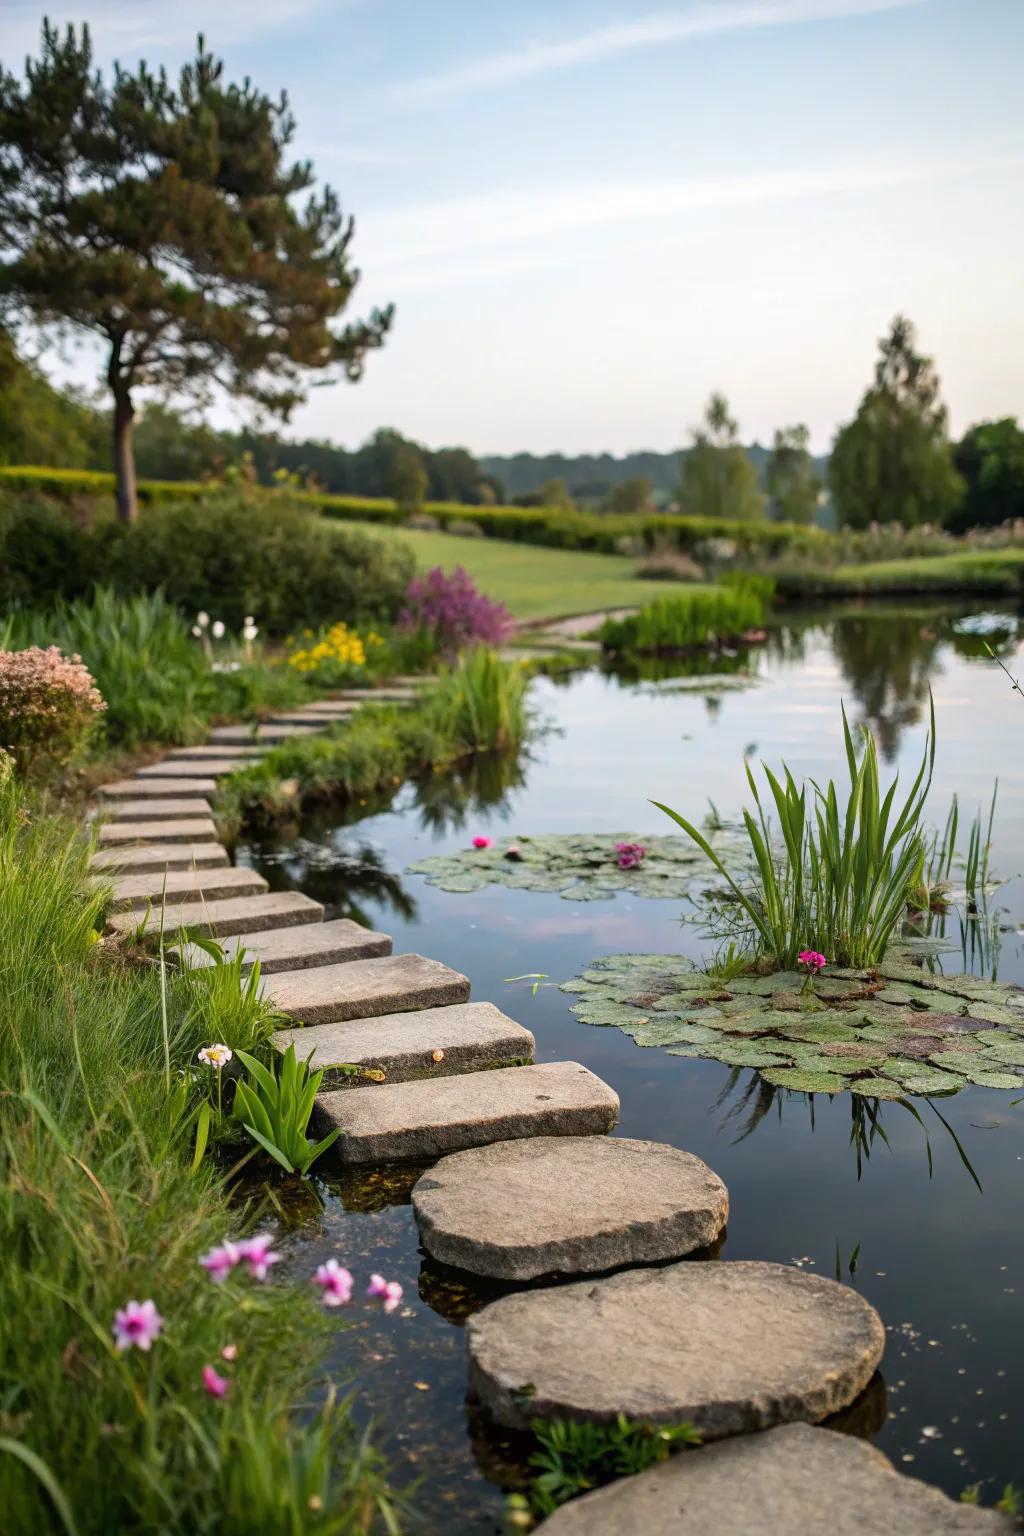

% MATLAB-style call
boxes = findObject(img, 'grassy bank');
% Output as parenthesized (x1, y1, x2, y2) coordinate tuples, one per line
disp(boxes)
(775, 548, 1024, 599)
(323, 523, 715, 622)
(0, 773, 400, 1533)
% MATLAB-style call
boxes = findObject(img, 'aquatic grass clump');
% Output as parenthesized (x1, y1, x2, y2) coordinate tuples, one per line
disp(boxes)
(599, 578, 771, 655)
(655, 698, 935, 970)
(424, 646, 529, 753)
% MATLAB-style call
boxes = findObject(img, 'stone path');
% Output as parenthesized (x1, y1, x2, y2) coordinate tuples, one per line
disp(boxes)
(536, 1422, 1009, 1534)
(88, 682, 980, 1530)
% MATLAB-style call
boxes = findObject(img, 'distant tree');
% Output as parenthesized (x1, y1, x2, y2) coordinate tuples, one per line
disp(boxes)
(0, 328, 106, 468)
(0, 24, 392, 521)
(765, 424, 822, 524)
(390, 443, 428, 512)
(603, 475, 653, 515)
(540, 477, 573, 509)
(830, 316, 963, 529)
(950, 418, 1024, 533)
(133, 402, 226, 482)
(678, 394, 765, 521)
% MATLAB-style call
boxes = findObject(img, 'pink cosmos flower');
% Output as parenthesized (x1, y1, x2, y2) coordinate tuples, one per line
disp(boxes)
(236, 1234, 281, 1281)
(313, 1259, 353, 1307)
(202, 1364, 229, 1398)
(797, 950, 827, 974)
(472, 835, 493, 849)
(367, 1274, 404, 1311)
(113, 1299, 163, 1352)
(200, 1241, 241, 1283)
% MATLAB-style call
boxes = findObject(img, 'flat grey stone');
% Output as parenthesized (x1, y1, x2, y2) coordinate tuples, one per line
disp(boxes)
(163, 745, 267, 760)
(134, 758, 250, 778)
(96, 816, 218, 843)
(107, 889, 323, 938)
(206, 722, 321, 745)
(412, 1136, 728, 1281)
(104, 865, 267, 911)
(269, 701, 357, 719)
(90, 842, 228, 873)
(334, 687, 418, 701)
(316, 1060, 619, 1164)
(171, 917, 392, 973)
(537, 1423, 1009, 1535)
(274, 1000, 535, 1085)
(98, 777, 216, 799)
(102, 799, 213, 821)
(467, 1259, 884, 1433)
(261, 952, 470, 1024)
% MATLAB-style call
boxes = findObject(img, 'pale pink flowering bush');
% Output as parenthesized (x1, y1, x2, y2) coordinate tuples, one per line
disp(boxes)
(0, 645, 105, 774)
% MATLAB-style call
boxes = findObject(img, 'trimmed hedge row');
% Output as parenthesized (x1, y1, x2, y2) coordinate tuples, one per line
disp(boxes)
(0, 465, 207, 502)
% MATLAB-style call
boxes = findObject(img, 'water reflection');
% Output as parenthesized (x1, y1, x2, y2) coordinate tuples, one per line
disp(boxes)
(413, 748, 530, 835)
(248, 833, 420, 927)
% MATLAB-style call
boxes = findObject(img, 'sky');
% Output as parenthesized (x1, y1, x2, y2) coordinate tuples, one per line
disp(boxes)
(3, 0, 1023, 456)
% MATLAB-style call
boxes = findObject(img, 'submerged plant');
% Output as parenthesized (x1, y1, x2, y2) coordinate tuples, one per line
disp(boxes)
(655, 697, 936, 970)
(232, 1042, 341, 1175)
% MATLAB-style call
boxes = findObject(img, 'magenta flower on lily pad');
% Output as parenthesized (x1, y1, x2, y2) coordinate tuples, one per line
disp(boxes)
(797, 950, 827, 974)
(472, 835, 493, 849)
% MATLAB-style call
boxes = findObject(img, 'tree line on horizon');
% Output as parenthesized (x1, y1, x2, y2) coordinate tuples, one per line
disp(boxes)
(1, 24, 1022, 536)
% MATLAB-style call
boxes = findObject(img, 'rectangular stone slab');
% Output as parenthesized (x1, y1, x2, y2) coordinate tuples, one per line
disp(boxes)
(90, 842, 229, 873)
(96, 816, 218, 844)
(106, 889, 323, 938)
(101, 799, 213, 821)
(104, 865, 268, 911)
(163, 745, 267, 761)
(315, 1060, 619, 1164)
(262, 952, 470, 1024)
(274, 1001, 536, 1085)
(269, 702, 357, 719)
(133, 759, 250, 778)
(333, 687, 418, 702)
(205, 723, 321, 745)
(98, 777, 217, 799)
(170, 917, 392, 974)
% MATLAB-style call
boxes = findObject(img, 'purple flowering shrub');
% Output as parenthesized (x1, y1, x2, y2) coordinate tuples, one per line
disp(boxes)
(399, 566, 513, 656)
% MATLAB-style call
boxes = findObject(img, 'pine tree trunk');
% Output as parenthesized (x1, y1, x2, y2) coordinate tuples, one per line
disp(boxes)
(113, 389, 138, 524)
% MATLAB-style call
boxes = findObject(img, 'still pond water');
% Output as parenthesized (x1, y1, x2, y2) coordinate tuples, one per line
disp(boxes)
(240, 603, 1024, 1531)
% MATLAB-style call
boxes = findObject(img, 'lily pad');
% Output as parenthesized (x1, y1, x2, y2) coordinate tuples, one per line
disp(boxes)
(761, 1067, 846, 1093)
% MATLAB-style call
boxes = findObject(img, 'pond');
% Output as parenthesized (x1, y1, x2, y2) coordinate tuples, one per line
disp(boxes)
(238, 601, 1024, 1531)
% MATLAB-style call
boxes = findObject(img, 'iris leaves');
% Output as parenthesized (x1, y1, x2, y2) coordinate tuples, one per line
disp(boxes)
(233, 1042, 340, 1176)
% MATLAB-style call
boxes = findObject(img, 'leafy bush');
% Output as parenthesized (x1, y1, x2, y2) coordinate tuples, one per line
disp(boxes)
(0, 643, 106, 773)
(399, 565, 512, 655)
(656, 699, 936, 969)
(0, 492, 99, 607)
(599, 581, 771, 654)
(520, 1415, 700, 1518)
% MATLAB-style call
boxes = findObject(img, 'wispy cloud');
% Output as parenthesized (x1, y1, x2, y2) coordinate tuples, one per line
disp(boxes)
(1, 0, 339, 58)
(393, 0, 927, 100)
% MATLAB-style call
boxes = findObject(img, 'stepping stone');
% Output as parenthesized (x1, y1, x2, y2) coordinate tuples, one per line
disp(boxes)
(90, 843, 228, 874)
(315, 1060, 619, 1164)
(263, 710, 352, 727)
(107, 890, 323, 939)
(206, 723, 321, 745)
(412, 1136, 728, 1281)
(134, 759, 250, 778)
(97, 816, 218, 844)
(163, 745, 267, 761)
(334, 687, 418, 702)
(536, 1422, 1007, 1535)
(261, 952, 470, 1024)
(101, 799, 213, 821)
(271, 701, 357, 718)
(466, 1259, 884, 1433)
(98, 777, 216, 799)
(104, 865, 268, 912)
(170, 917, 392, 974)
(274, 1000, 535, 1085)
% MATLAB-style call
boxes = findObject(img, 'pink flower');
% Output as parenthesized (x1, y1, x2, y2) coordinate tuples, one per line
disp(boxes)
(367, 1273, 403, 1311)
(113, 1299, 163, 1352)
(615, 841, 647, 871)
(797, 950, 827, 974)
(313, 1259, 353, 1307)
(221, 1344, 238, 1361)
(202, 1364, 229, 1398)
(236, 1234, 281, 1281)
(472, 835, 493, 849)
(200, 1241, 241, 1283)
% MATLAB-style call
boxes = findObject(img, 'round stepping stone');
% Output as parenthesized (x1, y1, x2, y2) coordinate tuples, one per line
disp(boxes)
(467, 1259, 884, 1434)
(537, 1422, 1007, 1535)
(412, 1136, 728, 1280)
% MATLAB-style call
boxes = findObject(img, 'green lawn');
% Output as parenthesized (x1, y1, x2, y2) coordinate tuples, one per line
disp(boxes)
(332, 522, 711, 622)
(803, 548, 1024, 597)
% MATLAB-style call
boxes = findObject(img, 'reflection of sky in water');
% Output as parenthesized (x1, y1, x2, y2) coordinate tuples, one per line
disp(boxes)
(240, 607, 1024, 1530)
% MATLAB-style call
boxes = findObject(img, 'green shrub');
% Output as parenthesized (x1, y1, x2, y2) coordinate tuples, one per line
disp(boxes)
(599, 582, 771, 654)
(0, 492, 100, 607)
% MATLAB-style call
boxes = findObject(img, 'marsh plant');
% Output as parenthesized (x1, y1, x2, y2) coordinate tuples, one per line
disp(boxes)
(656, 698, 935, 970)
(517, 1415, 700, 1518)
(233, 1042, 342, 1175)
(426, 646, 529, 753)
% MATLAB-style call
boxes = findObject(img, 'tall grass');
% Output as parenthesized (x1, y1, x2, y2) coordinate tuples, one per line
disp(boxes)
(425, 647, 529, 752)
(656, 698, 935, 969)
(600, 578, 771, 655)
(0, 776, 400, 1533)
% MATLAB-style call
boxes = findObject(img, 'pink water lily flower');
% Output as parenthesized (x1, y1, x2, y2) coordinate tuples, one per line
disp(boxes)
(200, 1241, 241, 1283)
(237, 1234, 281, 1281)
(202, 1364, 229, 1398)
(113, 1299, 163, 1352)
(313, 1259, 353, 1307)
(797, 950, 827, 974)
(615, 840, 647, 871)
(472, 835, 493, 849)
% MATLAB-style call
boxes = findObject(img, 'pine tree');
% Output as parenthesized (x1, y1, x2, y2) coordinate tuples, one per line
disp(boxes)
(0, 23, 392, 520)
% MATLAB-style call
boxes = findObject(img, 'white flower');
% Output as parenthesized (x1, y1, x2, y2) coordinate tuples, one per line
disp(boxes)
(211, 620, 225, 640)
(198, 1043, 233, 1069)
(243, 615, 255, 626)
(242, 623, 258, 642)
(191, 625, 202, 637)
(196, 612, 210, 629)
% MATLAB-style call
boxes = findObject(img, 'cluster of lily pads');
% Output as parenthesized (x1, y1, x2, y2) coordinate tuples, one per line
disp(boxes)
(561, 949, 1024, 1097)
(407, 831, 748, 902)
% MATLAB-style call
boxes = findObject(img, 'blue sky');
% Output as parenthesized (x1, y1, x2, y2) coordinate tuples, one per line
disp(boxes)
(4, 0, 1023, 454)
